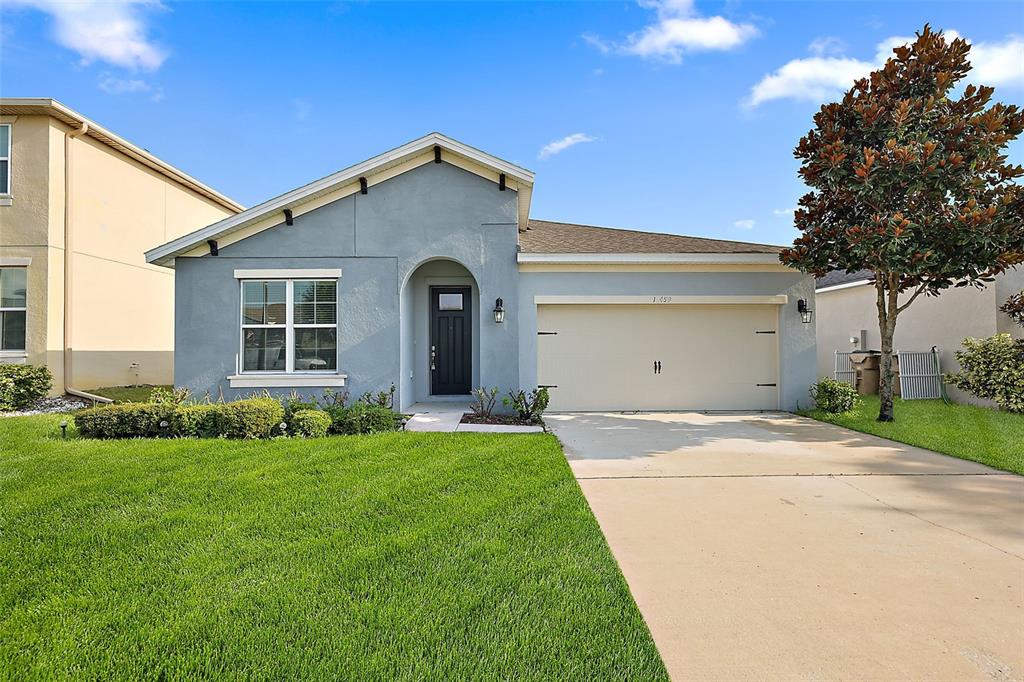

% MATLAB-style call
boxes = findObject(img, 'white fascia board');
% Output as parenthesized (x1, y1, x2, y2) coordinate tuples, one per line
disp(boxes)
(534, 295, 789, 305)
(145, 132, 535, 268)
(233, 268, 342, 279)
(815, 280, 872, 294)
(517, 252, 784, 265)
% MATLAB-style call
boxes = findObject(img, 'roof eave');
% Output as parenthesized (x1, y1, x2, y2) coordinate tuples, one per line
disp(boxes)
(0, 97, 244, 213)
(146, 132, 534, 267)
(516, 252, 786, 265)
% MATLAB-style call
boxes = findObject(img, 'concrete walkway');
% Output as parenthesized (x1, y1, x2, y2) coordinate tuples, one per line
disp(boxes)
(546, 411, 1024, 681)
(405, 402, 543, 433)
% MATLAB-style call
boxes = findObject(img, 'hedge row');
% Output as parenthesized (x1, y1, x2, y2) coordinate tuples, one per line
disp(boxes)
(0, 364, 53, 411)
(74, 398, 403, 439)
(75, 398, 285, 439)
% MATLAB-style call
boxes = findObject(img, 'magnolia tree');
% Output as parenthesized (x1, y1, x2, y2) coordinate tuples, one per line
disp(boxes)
(780, 26, 1024, 422)
(1002, 291, 1024, 327)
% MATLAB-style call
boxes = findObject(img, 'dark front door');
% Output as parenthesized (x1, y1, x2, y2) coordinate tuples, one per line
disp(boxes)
(430, 286, 472, 395)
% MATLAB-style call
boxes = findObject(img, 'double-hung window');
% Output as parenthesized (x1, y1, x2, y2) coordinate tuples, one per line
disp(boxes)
(0, 267, 27, 352)
(0, 124, 11, 195)
(241, 278, 338, 373)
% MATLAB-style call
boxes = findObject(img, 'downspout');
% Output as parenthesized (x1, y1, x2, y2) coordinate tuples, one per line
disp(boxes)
(63, 122, 112, 404)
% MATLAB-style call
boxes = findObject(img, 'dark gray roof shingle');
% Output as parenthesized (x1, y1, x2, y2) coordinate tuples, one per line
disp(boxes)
(520, 219, 783, 255)
(816, 269, 874, 290)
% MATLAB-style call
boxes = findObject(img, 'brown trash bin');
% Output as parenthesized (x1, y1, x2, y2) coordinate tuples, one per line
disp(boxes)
(850, 351, 900, 396)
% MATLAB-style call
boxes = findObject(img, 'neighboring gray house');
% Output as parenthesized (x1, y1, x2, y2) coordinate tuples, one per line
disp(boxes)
(146, 133, 816, 412)
(815, 268, 1024, 405)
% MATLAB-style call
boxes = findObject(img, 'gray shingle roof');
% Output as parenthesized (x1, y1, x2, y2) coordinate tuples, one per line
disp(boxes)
(520, 219, 783, 254)
(816, 269, 874, 290)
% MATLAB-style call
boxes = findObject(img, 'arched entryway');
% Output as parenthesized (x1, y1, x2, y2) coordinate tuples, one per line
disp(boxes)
(399, 258, 480, 410)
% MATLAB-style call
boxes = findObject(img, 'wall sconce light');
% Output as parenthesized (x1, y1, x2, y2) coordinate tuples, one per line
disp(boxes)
(493, 298, 505, 324)
(797, 298, 813, 324)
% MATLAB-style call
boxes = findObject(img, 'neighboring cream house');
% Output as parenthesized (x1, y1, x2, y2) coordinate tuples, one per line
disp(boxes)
(0, 98, 242, 397)
(815, 268, 1024, 404)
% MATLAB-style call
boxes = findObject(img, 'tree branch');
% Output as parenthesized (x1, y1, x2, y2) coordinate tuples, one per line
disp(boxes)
(895, 283, 930, 315)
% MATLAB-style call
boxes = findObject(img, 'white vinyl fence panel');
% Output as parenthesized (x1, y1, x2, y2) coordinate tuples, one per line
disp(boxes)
(834, 351, 855, 386)
(896, 349, 942, 400)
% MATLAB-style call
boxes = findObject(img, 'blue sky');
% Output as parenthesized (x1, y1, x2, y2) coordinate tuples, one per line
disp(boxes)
(2, 1, 1022, 246)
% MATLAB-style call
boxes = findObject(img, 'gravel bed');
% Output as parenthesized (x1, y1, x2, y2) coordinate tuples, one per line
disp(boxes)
(2, 395, 90, 417)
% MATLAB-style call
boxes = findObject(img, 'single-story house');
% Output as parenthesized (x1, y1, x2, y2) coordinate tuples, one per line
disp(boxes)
(146, 133, 816, 412)
(815, 268, 1024, 404)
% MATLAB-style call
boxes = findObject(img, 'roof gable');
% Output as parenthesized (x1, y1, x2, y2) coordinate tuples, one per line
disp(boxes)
(146, 133, 534, 267)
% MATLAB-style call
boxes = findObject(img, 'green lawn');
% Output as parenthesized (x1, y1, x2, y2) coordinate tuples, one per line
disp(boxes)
(801, 395, 1024, 475)
(0, 415, 665, 680)
(88, 384, 173, 403)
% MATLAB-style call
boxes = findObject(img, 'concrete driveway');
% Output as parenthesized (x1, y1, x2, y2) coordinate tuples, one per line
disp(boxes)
(546, 412, 1024, 681)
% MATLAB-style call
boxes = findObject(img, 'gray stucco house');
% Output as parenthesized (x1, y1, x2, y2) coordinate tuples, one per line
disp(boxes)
(146, 133, 816, 412)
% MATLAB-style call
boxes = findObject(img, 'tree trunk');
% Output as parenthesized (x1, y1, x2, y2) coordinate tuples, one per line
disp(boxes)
(875, 275, 899, 422)
(878, 322, 896, 422)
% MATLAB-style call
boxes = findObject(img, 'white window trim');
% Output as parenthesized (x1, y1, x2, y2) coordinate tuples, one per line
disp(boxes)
(0, 123, 10, 197)
(238, 277, 341, 376)
(0, 265, 27, 352)
(234, 268, 341, 279)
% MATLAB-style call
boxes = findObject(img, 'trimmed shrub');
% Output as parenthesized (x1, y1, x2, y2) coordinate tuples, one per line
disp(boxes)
(75, 403, 175, 439)
(327, 403, 401, 435)
(75, 397, 284, 439)
(290, 409, 332, 438)
(219, 398, 285, 439)
(809, 377, 859, 414)
(946, 334, 1024, 413)
(0, 364, 53, 411)
(171, 404, 224, 438)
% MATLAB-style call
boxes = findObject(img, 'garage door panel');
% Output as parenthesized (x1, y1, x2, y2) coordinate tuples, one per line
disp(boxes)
(538, 304, 778, 411)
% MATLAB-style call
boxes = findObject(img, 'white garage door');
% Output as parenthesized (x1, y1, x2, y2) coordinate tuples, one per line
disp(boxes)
(537, 304, 779, 411)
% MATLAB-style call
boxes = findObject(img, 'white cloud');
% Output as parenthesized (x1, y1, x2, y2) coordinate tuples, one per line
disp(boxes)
(6, 0, 167, 70)
(586, 0, 757, 64)
(808, 36, 845, 57)
(538, 133, 597, 160)
(97, 73, 163, 101)
(748, 30, 1024, 107)
(97, 75, 150, 94)
(772, 207, 796, 217)
(733, 218, 755, 230)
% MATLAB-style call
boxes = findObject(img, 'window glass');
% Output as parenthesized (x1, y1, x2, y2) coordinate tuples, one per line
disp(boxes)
(438, 293, 463, 311)
(242, 280, 286, 325)
(0, 124, 9, 195)
(1, 311, 26, 351)
(294, 328, 337, 370)
(243, 327, 286, 371)
(294, 280, 336, 324)
(0, 268, 26, 308)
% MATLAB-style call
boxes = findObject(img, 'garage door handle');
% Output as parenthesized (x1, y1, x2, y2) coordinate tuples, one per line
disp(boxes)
(538, 384, 558, 389)
(537, 331, 558, 336)
(755, 330, 776, 335)
(756, 383, 777, 387)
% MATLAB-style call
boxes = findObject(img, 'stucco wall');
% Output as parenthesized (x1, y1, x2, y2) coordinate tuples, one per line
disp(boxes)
(173, 161, 520, 408)
(517, 268, 817, 411)
(0, 116, 54, 379)
(0, 114, 237, 393)
(814, 272, 1023, 405)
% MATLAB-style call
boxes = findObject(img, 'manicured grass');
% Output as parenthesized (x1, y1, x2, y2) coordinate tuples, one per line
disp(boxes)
(89, 384, 173, 403)
(0, 415, 665, 680)
(802, 395, 1024, 475)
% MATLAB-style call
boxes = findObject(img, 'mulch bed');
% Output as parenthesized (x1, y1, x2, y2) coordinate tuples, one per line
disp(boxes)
(460, 413, 543, 427)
